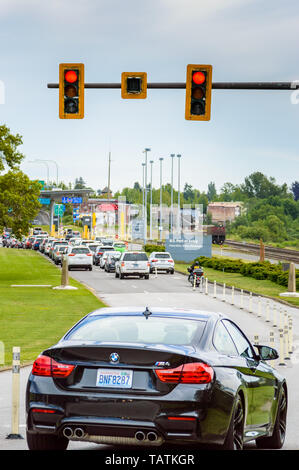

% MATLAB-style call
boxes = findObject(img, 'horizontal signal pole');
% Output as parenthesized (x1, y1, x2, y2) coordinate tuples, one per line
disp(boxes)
(47, 82, 299, 90)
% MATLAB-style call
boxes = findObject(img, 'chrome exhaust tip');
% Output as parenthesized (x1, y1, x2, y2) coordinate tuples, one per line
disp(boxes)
(63, 427, 73, 439)
(135, 431, 145, 441)
(147, 432, 158, 442)
(74, 427, 85, 439)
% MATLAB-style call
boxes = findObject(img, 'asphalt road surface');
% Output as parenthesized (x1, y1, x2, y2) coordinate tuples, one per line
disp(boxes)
(1, 261, 298, 451)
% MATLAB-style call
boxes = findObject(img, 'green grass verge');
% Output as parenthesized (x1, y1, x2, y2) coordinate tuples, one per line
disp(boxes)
(0, 248, 106, 367)
(175, 262, 299, 308)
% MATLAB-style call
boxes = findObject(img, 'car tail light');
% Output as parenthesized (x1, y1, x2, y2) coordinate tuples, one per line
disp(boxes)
(32, 355, 75, 378)
(155, 362, 213, 384)
(31, 408, 56, 414)
(87, 253, 92, 256)
(152, 259, 158, 262)
(168, 260, 174, 263)
(68, 253, 75, 256)
(167, 417, 196, 421)
(121, 262, 125, 267)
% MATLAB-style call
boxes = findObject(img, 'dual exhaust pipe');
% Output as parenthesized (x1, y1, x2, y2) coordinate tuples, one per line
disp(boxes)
(63, 426, 158, 443)
(63, 426, 85, 439)
(135, 430, 158, 442)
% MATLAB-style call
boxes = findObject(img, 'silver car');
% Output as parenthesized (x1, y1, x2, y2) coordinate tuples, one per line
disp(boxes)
(115, 252, 150, 279)
(149, 252, 175, 274)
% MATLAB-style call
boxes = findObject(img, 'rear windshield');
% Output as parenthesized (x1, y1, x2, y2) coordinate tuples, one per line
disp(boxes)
(123, 253, 148, 261)
(96, 247, 114, 252)
(88, 245, 99, 252)
(155, 253, 171, 259)
(65, 315, 206, 345)
(71, 248, 90, 254)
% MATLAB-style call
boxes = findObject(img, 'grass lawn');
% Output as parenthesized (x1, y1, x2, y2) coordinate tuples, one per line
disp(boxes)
(0, 248, 106, 367)
(175, 262, 299, 308)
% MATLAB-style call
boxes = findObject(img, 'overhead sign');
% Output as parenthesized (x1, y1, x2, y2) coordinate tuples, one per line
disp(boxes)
(62, 197, 82, 204)
(54, 204, 65, 216)
(38, 198, 50, 205)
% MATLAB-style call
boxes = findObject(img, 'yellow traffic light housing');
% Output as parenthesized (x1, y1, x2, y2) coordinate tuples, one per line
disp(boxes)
(59, 63, 84, 119)
(121, 72, 147, 99)
(185, 64, 212, 121)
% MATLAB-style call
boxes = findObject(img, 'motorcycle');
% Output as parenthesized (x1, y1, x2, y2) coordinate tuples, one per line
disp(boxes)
(187, 266, 204, 287)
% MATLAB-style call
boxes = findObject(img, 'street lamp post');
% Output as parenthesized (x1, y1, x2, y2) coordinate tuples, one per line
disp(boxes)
(143, 148, 151, 243)
(159, 157, 164, 241)
(177, 154, 182, 235)
(170, 154, 175, 238)
(149, 160, 154, 240)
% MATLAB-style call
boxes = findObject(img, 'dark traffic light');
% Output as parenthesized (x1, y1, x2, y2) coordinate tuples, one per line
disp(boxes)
(59, 63, 84, 119)
(185, 64, 212, 121)
(121, 72, 147, 99)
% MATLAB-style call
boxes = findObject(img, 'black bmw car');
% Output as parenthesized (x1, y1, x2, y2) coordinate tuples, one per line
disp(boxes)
(26, 307, 287, 451)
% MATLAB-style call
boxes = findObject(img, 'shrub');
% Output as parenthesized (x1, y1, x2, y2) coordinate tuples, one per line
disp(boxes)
(143, 244, 165, 253)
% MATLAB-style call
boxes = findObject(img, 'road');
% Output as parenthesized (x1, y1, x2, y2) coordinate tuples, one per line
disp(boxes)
(1, 260, 299, 450)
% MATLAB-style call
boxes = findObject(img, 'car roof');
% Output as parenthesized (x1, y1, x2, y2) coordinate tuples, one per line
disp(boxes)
(88, 306, 223, 321)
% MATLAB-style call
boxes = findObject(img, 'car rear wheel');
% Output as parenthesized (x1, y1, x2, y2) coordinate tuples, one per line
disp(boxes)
(120, 273, 124, 279)
(26, 431, 68, 451)
(256, 387, 287, 449)
(223, 395, 244, 450)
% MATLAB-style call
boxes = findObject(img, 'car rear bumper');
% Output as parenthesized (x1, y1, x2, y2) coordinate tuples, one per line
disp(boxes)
(26, 377, 230, 446)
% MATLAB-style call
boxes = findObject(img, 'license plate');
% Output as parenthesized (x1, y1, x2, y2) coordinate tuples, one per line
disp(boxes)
(96, 369, 133, 389)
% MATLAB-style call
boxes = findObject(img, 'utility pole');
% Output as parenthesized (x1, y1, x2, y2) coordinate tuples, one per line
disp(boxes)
(107, 151, 111, 201)
(149, 160, 154, 240)
(143, 148, 151, 243)
(177, 154, 181, 236)
(159, 158, 164, 241)
(170, 154, 175, 238)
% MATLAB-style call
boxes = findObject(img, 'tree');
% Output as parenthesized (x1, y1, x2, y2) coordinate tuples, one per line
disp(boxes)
(0, 125, 41, 236)
(207, 182, 217, 202)
(241, 172, 288, 199)
(74, 177, 86, 189)
(291, 181, 299, 201)
(0, 171, 41, 237)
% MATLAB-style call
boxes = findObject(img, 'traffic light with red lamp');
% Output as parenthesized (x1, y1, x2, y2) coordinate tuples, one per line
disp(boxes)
(59, 63, 84, 119)
(185, 65, 212, 121)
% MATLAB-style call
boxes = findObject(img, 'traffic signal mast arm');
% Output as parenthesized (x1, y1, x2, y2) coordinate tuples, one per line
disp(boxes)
(49, 81, 299, 90)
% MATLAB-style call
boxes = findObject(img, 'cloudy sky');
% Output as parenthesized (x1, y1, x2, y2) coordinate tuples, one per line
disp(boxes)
(1, 0, 299, 195)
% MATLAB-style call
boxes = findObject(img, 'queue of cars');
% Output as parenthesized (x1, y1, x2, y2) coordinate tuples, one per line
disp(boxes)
(1, 229, 176, 278)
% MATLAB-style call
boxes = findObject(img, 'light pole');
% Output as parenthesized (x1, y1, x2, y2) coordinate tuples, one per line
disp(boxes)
(159, 157, 164, 241)
(142, 163, 145, 241)
(46, 160, 59, 186)
(28, 159, 50, 186)
(170, 154, 175, 238)
(143, 148, 151, 243)
(177, 154, 182, 236)
(149, 160, 154, 240)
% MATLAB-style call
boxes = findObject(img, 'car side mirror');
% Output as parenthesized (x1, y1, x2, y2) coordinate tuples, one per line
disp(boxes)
(254, 345, 279, 361)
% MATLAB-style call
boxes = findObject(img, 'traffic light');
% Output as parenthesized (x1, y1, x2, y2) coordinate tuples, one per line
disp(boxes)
(185, 64, 212, 121)
(121, 72, 147, 99)
(59, 63, 84, 119)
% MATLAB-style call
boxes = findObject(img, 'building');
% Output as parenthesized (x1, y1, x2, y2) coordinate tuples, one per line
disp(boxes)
(207, 202, 244, 224)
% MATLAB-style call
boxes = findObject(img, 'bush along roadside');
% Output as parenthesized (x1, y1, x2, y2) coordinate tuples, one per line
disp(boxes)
(192, 256, 299, 290)
(143, 244, 166, 253)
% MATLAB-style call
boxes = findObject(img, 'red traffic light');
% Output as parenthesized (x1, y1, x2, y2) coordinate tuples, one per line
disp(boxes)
(192, 71, 206, 85)
(65, 70, 78, 83)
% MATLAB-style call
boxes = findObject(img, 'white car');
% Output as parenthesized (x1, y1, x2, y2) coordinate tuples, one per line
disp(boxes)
(66, 246, 93, 271)
(149, 252, 175, 274)
(115, 252, 150, 279)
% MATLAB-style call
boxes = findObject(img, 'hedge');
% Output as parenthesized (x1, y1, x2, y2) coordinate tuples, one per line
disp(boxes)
(193, 256, 299, 290)
(143, 244, 166, 254)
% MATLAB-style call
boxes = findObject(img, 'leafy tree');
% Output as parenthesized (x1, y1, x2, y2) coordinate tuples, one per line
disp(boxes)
(74, 177, 86, 189)
(291, 181, 299, 201)
(207, 182, 217, 202)
(0, 171, 41, 237)
(0, 125, 41, 236)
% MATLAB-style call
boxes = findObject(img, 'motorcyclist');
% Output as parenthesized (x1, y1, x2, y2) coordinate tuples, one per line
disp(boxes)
(187, 260, 203, 281)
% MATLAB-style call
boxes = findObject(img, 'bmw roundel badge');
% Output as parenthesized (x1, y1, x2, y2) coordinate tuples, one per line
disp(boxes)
(110, 352, 120, 364)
